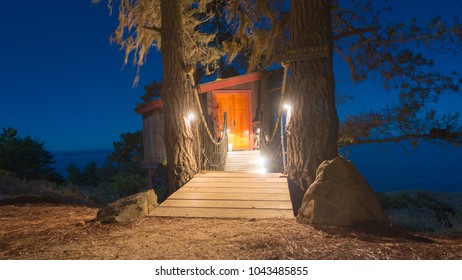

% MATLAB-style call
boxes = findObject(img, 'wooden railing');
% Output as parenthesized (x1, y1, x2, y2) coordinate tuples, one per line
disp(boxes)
(199, 113, 228, 171)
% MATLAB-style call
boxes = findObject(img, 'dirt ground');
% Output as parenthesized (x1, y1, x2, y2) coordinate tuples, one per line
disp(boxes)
(1, 203, 461, 260)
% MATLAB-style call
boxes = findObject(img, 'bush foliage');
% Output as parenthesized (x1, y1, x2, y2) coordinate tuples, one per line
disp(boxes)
(0, 128, 62, 182)
(0, 128, 160, 206)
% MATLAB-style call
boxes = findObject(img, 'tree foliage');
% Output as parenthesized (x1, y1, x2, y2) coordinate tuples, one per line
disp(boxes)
(140, 79, 162, 103)
(65, 130, 147, 204)
(221, 0, 290, 71)
(108, 130, 143, 163)
(0, 128, 62, 182)
(193, 0, 250, 78)
(93, 0, 222, 84)
(333, 0, 462, 146)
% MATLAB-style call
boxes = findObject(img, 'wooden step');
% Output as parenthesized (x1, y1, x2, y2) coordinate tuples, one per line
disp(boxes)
(160, 199, 293, 209)
(153, 207, 294, 219)
(180, 187, 288, 194)
(169, 192, 291, 201)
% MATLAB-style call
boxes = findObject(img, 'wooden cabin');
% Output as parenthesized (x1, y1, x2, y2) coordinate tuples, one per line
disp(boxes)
(198, 71, 262, 151)
(135, 98, 166, 186)
(135, 70, 283, 180)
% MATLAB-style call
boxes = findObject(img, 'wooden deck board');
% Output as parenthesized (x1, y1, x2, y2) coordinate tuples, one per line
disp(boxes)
(169, 192, 291, 201)
(196, 172, 283, 178)
(224, 150, 262, 173)
(183, 182, 288, 189)
(189, 177, 288, 183)
(153, 207, 293, 219)
(151, 152, 293, 219)
(160, 199, 292, 209)
(180, 187, 288, 194)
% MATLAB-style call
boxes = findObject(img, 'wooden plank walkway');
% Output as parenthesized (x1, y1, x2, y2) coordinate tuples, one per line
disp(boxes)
(152, 171, 293, 219)
(224, 150, 263, 173)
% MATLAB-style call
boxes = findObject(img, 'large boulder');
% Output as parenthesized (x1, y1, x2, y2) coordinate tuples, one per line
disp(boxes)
(297, 156, 389, 227)
(96, 189, 158, 224)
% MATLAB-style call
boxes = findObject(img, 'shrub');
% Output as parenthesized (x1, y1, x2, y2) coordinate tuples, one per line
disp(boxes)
(0, 127, 62, 182)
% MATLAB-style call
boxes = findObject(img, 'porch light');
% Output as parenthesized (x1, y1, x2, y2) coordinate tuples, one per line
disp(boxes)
(283, 103, 291, 110)
(187, 112, 195, 121)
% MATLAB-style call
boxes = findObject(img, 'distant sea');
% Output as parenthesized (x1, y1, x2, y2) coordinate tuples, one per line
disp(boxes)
(339, 142, 462, 193)
(53, 149, 112, 177)
(52, 143, 462, 192)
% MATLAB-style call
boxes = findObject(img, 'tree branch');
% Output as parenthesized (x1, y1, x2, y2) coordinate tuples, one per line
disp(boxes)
(334, 26, 379, 40)
(142, 25, 162, 33)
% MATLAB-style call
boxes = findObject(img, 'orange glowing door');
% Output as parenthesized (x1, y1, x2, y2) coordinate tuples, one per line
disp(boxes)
(215, 93, 250, 150)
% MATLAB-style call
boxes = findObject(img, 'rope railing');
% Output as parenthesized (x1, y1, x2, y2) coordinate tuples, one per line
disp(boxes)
(199, 116, 228, 170)
(188, 72, 223, 146)
(261, 63, 290, 145)
(259, 63, 290, 173)
(187, 71, 228, 171)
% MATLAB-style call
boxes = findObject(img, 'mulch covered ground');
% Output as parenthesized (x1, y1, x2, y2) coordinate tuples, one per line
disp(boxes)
(1, 203, 461, 260)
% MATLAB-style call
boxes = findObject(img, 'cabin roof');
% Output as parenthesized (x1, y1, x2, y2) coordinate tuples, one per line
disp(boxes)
(197, 71, 264, 93)
(135, 71, 266, 115)
(135, 98, 163, 115)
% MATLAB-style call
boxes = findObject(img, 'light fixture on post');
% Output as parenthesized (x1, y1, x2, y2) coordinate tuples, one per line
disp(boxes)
(186, 111, 200, 171)
(283, 102, 292, 124)
(187, 112, 195, 122)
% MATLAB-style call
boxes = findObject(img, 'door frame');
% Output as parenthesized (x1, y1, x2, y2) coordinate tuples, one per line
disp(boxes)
(212, 89, 254, 150)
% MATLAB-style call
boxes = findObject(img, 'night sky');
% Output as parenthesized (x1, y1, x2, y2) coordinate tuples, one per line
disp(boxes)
(0, 0, 461, 152)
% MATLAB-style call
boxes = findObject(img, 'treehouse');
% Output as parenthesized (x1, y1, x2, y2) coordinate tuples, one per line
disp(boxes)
(135, 70, 283, 177)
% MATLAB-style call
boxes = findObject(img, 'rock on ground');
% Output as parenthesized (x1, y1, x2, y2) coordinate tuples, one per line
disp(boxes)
(297, 156, 389, 227)
(96, 189, 158, 224)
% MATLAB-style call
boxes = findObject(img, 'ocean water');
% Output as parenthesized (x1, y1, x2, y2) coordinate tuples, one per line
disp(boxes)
(339, 142, 462, 193)
(52, 143, 462, 192)
(52, 149, 112, 177)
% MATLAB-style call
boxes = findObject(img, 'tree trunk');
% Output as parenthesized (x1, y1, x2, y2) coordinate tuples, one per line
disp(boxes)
(286, 0, 339, 212)
(160, 0, 198, 194)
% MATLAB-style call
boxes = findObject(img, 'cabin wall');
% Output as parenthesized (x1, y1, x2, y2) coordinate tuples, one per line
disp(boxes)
(251, 80, 260, 122)
(142, 109, 166, 166)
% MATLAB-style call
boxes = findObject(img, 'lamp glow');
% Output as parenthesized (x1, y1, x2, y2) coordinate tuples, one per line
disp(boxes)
(256, 156, 266, 166)
(187, 112, 195, 121)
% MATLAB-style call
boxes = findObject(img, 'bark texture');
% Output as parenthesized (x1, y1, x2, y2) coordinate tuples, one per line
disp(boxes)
(160, 0, 198, 194)
(286, 0, 339, 208)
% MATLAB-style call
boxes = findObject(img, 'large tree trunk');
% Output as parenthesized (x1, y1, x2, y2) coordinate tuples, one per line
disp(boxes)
(160, 0, 198, 194)
(286, 0, 339, 213)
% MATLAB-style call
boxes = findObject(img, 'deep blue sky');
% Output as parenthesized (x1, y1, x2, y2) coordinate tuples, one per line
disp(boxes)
(0, 0, 461, 152)
(0, 0, 161, 151)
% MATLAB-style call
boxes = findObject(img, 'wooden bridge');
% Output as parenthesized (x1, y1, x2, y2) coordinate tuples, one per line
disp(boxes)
(152, 151, 293, 219)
